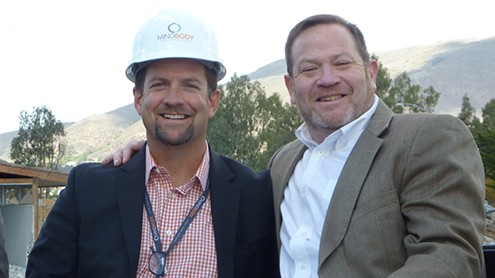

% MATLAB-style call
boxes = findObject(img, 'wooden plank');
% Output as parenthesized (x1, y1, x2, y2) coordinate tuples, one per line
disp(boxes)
(0, 178, 33, 184)
(0, 161, 68, 185)
(33, 178, 40, 240)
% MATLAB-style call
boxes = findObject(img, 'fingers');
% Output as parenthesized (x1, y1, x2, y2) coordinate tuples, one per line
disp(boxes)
(101, 139, 146, 166)
(101, 150, 124, 166)
(101, 155, 113, 165)
(122, 147, 133, 165)
(112, 151, 125, 167)
(121, 140, 146, 165)
(131, 140, 146, 152)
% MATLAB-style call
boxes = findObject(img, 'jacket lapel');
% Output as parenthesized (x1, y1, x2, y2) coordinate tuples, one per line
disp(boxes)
(318, 100, 393, 265)
(208, 150, 239, 277)
(115, 146, 147, 275)
(270, 140, 307, 249)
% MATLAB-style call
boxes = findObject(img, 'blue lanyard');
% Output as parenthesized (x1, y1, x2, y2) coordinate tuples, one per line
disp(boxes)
(144, 177, 211, 257)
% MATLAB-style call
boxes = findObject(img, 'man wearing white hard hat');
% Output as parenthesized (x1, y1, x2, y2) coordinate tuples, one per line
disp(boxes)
(26, 10, 279, 277)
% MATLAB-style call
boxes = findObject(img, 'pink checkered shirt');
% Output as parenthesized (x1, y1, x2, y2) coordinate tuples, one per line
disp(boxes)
(136, 144, 217, 277)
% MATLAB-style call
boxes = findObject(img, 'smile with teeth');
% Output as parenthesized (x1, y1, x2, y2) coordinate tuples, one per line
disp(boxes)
(162, 113, 187, 119)
(319, 95, 343, 101)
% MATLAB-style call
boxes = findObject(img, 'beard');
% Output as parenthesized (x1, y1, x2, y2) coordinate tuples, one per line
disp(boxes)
(298, 82, 375, 135)
(155, 124, 194, 146)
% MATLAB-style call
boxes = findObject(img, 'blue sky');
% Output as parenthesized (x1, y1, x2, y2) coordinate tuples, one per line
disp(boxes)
(1, 0, 493, 133)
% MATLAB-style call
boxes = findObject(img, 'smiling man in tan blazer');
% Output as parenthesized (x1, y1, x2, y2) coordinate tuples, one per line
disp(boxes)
(269, 14, 486, 277)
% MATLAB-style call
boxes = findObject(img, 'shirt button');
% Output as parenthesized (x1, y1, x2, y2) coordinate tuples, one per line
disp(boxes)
(166, 230, 172, 236)
(171, 193, 177, 198)
(317, 150, 325, 156)
(300, 263, 306, 270)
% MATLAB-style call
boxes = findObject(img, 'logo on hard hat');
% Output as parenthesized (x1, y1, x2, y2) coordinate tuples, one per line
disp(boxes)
(156, 23, 194, 41)
(168, 23, 181, 33)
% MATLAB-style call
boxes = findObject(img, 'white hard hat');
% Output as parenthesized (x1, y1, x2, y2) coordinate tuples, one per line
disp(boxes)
(126, 10, 226, 82)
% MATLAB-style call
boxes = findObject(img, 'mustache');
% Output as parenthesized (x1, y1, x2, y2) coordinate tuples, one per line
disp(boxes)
(156, 104, 191, 115)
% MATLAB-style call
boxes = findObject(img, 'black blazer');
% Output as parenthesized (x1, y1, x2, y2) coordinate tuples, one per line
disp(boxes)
(26, 146, 279, 278)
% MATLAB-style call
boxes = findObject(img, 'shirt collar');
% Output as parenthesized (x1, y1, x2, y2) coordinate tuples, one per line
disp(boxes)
(295, 94, 379, 150)
(145, 142, 210, 190)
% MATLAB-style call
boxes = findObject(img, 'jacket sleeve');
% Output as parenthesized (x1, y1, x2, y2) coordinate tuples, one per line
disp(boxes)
(391, 115, 486, 277)
(26, 166, 80, 277)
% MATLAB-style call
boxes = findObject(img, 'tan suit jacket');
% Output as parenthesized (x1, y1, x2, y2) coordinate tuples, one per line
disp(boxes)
(269, 100, 486, 277)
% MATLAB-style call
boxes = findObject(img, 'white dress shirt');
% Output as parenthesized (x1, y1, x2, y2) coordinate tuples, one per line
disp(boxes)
(279, 95, 379, 278)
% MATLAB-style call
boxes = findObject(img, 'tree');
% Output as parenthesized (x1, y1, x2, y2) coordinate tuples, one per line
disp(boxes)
(373, 54, 392, 105)
(207, 74, 302, 171)
(463, 97, 495, 187)
(373, 55, 440, 113)
(476, 99, 495, 183)
(482, 99, 495, 130)
(10, 106, 67, 169)
(386, 72, 440, 113)
(476, 128, 495, 183)
(458, 94, 481, 131)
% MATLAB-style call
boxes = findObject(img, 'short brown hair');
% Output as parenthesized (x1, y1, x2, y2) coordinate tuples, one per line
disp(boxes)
(285, 14, 370, 76)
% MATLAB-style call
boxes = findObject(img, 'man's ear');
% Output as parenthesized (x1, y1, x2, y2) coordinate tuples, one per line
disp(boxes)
(208, 89, 221, 117)
(368, 59, 379, 83)
(284, 74, 297, 106)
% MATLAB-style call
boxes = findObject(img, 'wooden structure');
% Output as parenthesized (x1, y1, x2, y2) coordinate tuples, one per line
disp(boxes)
(0, 160, 67, 238)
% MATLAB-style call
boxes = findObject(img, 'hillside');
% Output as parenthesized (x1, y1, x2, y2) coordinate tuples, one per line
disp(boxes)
(251, 37, 495, 116)
(377, 37, 495, 115)
(63, 104, 145, 163)
(1, 37, 494, 164)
